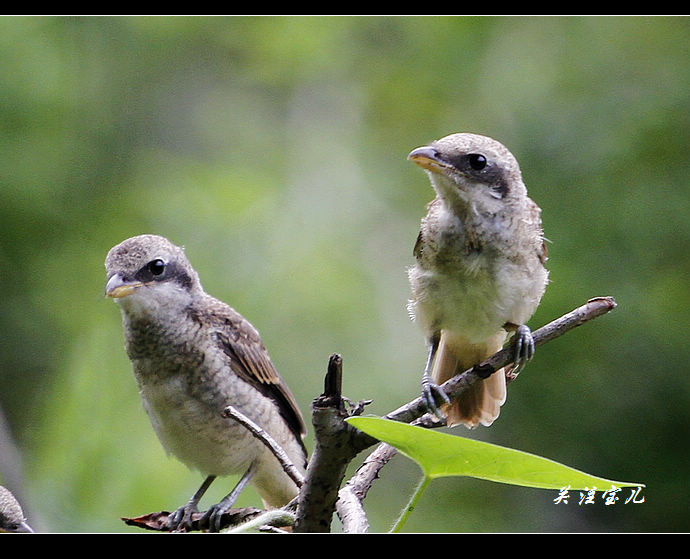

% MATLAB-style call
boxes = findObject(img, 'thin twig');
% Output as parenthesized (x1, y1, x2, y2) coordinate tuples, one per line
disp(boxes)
(222, 508, 296, 533)
(222, 405, 305, 489)
(383, 296, 617, 426)
(121, 507, 264, 532)
(336, 441, 398, 533)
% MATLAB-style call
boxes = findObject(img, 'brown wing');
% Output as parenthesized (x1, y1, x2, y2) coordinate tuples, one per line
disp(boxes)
(201, 297, 307, 445)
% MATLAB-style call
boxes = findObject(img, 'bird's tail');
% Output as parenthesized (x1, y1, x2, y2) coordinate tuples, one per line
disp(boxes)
(431, 330, 507, 428)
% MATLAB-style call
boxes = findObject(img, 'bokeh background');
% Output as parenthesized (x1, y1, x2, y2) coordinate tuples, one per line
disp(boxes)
(0, 16, 687, 533)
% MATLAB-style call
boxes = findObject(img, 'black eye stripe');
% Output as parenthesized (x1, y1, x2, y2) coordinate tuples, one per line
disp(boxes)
(440, 152, 489, 173)
(134, 258, 167, 282)
(438, 150, 510, 198)
(134, 258, 194, 289)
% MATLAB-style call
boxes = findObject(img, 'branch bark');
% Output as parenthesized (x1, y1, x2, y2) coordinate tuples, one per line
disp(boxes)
(337, 296, 618, 531)
(293, 354, 367, 532)
(337, 441, 397, 533)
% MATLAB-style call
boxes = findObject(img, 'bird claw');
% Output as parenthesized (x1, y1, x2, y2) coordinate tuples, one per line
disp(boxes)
(200, 503, 228, 533)
(511, 324, 535, 376)
(167, 503, 198, 532)
(198, 467, 255, 532)
(421, 373, 450, 420)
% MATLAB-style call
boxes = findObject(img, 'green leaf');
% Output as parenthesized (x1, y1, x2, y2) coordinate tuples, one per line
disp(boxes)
(347, 416, 644, 491)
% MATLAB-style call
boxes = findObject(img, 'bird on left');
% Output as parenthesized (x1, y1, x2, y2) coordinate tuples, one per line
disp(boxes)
(105, 234, 307, 532)
(0, 486, 33, 533)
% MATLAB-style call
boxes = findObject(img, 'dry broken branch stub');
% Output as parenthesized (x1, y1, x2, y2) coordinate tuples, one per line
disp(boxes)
(293, 354, 369, 533)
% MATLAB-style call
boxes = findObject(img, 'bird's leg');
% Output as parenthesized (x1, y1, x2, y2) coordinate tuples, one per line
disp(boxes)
(168, 474, 216, 532)
(508, 324, 535, 376)
(421, 335, 449, 420)
(202, 465, 256, 532)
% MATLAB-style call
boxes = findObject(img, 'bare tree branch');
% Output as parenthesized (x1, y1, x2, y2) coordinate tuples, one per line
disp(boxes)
(121, 507, 266, 532)
(383, 296, 617, 426)
(222, 405, 305, 489)
(336, 441, 398, 533)
(338, 297, 618, 531)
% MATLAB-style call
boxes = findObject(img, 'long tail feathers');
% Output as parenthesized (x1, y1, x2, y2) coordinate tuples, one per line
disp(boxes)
(431, 330, 507, 428)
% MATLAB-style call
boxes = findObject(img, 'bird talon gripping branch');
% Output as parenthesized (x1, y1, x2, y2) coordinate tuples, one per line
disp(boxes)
(421, 373, 450, 420)
(511, 324, 535, 375)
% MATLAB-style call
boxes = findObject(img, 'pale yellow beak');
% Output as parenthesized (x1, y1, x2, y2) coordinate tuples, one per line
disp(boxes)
(105, 273, 143, 298)
(408, 146, 449, 174)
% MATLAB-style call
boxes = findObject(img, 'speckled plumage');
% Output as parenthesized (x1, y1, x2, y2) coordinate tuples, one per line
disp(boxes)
(407, 133, 548, 428)
(105, 235, 306, 525)
(0, 486, 32, 533)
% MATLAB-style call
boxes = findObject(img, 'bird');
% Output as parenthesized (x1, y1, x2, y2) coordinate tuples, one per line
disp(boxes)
(0, 485, 33, 533)
(407, 132, 548, 428)
(105, 234, 307, 531)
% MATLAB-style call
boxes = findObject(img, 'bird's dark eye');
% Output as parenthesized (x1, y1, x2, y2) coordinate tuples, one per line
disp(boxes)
(147, 259, 166, 276)
(468, 153, 487, 171)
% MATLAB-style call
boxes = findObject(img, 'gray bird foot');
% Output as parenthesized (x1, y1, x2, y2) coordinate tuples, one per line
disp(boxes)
(200, 467, 255, 532)
(200, 501, 231, 533)
(511, 324, 535, 376)
(167, 474, 215, 532)
(421, 373, 450, 421)
(167, 503, 198, 532)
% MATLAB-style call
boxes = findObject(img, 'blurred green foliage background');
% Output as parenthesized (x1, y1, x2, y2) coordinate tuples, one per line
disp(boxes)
(0, 16, 687, 533)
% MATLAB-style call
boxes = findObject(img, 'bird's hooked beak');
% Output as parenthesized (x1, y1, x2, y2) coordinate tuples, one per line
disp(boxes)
(408, 146, 451, 174)
(105, 273, 144, 299)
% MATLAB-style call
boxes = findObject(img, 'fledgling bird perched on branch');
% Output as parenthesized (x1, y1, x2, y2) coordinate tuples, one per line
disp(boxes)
(407, 133, 548, 428)
(0, 485, 33, 533)
(105, 234, 307, 531)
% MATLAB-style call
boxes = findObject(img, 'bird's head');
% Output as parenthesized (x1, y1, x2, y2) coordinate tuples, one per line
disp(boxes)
(105, 234, 202, 318)
(408, 132, 527, 213)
